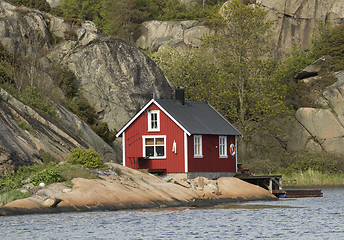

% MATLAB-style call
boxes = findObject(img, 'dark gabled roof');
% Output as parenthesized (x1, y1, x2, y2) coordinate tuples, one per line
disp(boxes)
(155, 99, 241, 136)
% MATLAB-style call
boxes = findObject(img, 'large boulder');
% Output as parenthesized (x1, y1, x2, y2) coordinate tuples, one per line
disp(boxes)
(133, 20, 210, 52)
(287, 70, 344, 154)
(49, 38, 172, 131)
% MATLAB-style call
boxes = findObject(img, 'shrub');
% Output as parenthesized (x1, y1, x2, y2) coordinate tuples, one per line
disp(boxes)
(58, 68, 79, 98)
(312, 23, 344, 71)
(114, 167, 122, 176)
(68, 96, 96, 124)
(63, 15, 82, 26)
(40, 151, 56, 165)
(67, 147, 105, 168)
(30, 163, 65, 186)
(19, 86, 57, 118)
(64, 30, 78, 41)
(91, 121, 116, 144)
(7, 0, 51, 12)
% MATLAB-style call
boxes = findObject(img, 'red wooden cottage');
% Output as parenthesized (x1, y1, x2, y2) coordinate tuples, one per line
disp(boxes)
(115, 89, 242, 179)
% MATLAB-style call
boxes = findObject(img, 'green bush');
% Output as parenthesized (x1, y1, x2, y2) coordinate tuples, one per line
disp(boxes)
(67, 147, 105, 168)
(19, 86, 57, 118)
(63, 30, 78, 41)
(7, 0, 51, 12)
(55, 67, 79, 98)
(91, 122, 116, 144)
(40, 151, 56, 165)
(67, 96, 115, 143)
(68, 96, 96, 124)
(312, 23, 344, 71)
(30, 163, 65, 186)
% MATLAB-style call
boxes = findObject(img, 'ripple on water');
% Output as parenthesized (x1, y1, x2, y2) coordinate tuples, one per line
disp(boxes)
(1, 187, 344, 239)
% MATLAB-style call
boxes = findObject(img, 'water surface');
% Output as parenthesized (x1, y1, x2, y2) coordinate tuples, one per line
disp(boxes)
(1, 187, 343, 239)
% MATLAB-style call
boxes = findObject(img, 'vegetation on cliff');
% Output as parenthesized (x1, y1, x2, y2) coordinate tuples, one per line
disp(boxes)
(60, 0, 226, 39)
(0, 40, 116, 144)
(0, 149, 103, 205)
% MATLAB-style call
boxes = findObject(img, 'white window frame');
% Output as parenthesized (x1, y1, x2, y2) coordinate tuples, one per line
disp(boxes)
(219, 136, 228, 158)
(142, 135, 166, 159)
(148, 110, 160, 132)
(194, 135, 203, 158)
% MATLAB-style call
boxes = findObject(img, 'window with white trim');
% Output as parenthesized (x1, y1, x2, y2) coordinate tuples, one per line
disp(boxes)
(143, 136, 166, 158)
(219, 136, 227, 157)
(194, 135, 202, 157)
(148, 110, 160, 132)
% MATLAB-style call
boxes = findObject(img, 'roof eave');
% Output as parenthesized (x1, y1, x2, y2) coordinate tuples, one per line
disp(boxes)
(115, 99, 155, 138)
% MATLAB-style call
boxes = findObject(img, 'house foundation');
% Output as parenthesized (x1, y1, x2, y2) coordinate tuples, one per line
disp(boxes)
(167, 172, 236, 180)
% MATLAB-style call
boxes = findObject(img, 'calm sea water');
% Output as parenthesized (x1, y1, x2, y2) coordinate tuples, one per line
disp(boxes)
(0, 187, 343, 240)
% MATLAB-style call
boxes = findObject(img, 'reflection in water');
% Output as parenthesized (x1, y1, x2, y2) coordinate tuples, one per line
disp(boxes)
(0, 187, 343, 239)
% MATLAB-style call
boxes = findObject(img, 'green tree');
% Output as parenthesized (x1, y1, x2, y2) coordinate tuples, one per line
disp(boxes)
(312, 23, 344, 71)
(151, 0, 289, 147)
(202, 0, 288, 143)
(61, 0, 102, 25)
(149, 46, 218, 101)
(100, 0, 149, 39)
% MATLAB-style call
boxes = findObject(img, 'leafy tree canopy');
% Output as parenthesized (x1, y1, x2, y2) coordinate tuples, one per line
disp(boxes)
(151, 0, 290, 147)
(312, 23, 344, 72)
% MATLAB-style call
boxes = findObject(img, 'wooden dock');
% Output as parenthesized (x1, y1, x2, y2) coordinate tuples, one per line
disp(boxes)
(235, 174, 323, 198)
(235, 174, 283, 194)
(283, 189, 323, 198)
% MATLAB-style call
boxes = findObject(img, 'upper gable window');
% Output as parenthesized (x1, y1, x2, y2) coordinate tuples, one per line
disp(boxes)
(148, 110, 160, 132)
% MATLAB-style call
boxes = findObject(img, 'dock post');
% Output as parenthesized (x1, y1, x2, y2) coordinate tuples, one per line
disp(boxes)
(268, 179, 273, 193)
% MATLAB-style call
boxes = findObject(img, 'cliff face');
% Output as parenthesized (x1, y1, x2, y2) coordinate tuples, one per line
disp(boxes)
(0, 1, 173, 171)
(0, 1, 173, 132)
(0, 87, 116, 175)
(257, 0, 344, 57)
(134, 0, 344, 57)
(288, 68, 344, 154)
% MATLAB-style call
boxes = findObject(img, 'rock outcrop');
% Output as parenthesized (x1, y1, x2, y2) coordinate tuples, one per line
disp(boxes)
(0, 164, 276, 216)
(134, 1, 344, 58)
(0, 87, 116, 174)
(0, 1, 173, 132)
(256, 0, 344, 57)
(133, 20, 210, 52)
(0, 1, 173, 169)
(287, 59, 344, 153)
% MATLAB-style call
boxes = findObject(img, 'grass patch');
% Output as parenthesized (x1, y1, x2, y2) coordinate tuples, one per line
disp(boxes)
(283, 169, 344, 187)
(60, 164, 98, 181)
(0, 189, 30, 206)
(15, 116, 35, 135)
(0, 162, 99, 204)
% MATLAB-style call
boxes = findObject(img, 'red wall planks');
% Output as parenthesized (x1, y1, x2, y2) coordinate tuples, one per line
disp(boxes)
(187, 135, 236, 172)
(124, 103, 185, 173)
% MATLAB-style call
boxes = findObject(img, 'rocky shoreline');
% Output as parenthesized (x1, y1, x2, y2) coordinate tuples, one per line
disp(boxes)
(0, 164, 276, 216)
